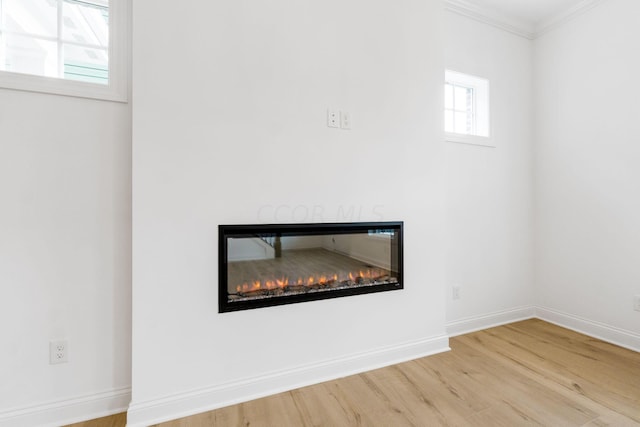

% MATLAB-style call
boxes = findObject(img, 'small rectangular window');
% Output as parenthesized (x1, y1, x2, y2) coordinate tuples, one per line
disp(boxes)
(445, 70, 491, 146)
(0, 0, 127, 102)
(1, 0, 108, 83)
(445, 82, 475, 135)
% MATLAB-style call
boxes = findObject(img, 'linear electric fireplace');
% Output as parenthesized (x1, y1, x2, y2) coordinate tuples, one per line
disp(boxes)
(218, 222, 403, 312)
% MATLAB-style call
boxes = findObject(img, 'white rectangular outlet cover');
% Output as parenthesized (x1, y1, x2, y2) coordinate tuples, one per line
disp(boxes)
(327, 109, 340, 128)
(50, 340, 68, 364)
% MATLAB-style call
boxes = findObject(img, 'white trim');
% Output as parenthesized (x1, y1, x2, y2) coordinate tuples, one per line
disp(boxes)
(126, 335, 449, 427)
(107, 0, 129, 102)
(447, 306, 639, 351)
(535, 306, 640, 352)
(0, 387, 130, 427)
(446, 306, 536, 337)
(444, 0, 535, 40)
(0, 0, 129, 102)
(535, 0, 609, 38)
(444, 0, 609, 40)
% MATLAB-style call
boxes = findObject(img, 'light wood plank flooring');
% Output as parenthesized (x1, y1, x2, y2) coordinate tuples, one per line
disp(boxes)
(65, 412, 126, 427)
(69, 319, 640, 426)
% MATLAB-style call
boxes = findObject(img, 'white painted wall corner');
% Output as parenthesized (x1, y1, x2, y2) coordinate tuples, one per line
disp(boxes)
(535, 306, 640, 353)
(446, 306, 536, 337)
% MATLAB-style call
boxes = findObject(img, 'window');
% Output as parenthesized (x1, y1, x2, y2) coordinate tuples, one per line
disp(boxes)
(0, 0, 127, 101)
(445, 70, 491, 146)
(445, 82, 474, 134)
(368, 229, 394, 238)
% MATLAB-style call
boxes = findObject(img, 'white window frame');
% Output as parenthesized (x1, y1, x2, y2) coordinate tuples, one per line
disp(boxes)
(0, 0, 128, 102)
(445, 70, 492, 147)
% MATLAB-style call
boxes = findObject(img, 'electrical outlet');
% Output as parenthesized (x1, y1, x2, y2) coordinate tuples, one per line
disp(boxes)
(340, 111, 351, 129)
(50, 340, 68, 364)
(327, 109, 340, 128)
(452, 286, 461, 300)
(634, 295, 640, 312)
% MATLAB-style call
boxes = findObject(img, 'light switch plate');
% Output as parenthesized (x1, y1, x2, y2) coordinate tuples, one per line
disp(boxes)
(340, 111, 351, 129)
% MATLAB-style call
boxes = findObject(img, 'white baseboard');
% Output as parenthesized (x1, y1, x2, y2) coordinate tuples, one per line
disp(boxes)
(126, 334, 449, 427)
(446, 305, 639, 353)
(535, 306, 640, 352)
(446, 306, 536, 337)
(0, 387, 130, 427)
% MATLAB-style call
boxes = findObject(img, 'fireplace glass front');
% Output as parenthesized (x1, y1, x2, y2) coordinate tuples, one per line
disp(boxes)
(218, 222, 403, 312)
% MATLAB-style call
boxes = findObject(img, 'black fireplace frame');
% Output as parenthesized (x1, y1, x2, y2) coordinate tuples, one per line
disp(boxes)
(218, 221, 403, 313)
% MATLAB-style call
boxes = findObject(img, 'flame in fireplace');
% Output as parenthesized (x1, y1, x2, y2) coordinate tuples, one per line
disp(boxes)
(236, 283, 251, 293)
(233, 267, 389, 295)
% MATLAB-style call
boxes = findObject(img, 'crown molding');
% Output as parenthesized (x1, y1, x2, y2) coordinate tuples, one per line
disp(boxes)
(444, 0, 609, 40)
(534, 0, 608, 38)
(444, 0, 535, 39)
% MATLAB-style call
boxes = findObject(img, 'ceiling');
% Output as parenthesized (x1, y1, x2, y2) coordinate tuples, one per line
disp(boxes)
(448, 0, 604, 38)
(465, 0, 588, 26)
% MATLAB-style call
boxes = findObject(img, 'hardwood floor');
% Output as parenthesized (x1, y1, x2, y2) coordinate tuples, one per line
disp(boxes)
(69, 319, 640, 426)
(65, 412, 126, 427)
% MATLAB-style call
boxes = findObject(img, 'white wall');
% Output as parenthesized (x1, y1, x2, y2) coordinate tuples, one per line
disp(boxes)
(534, 0, 640, 337)
(227, 238, 274, 261)
(280, 235, 325, 250)
(0, 89, 131, 426)
(444, 11, 535, 330)
(130, 0, 446, 425)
